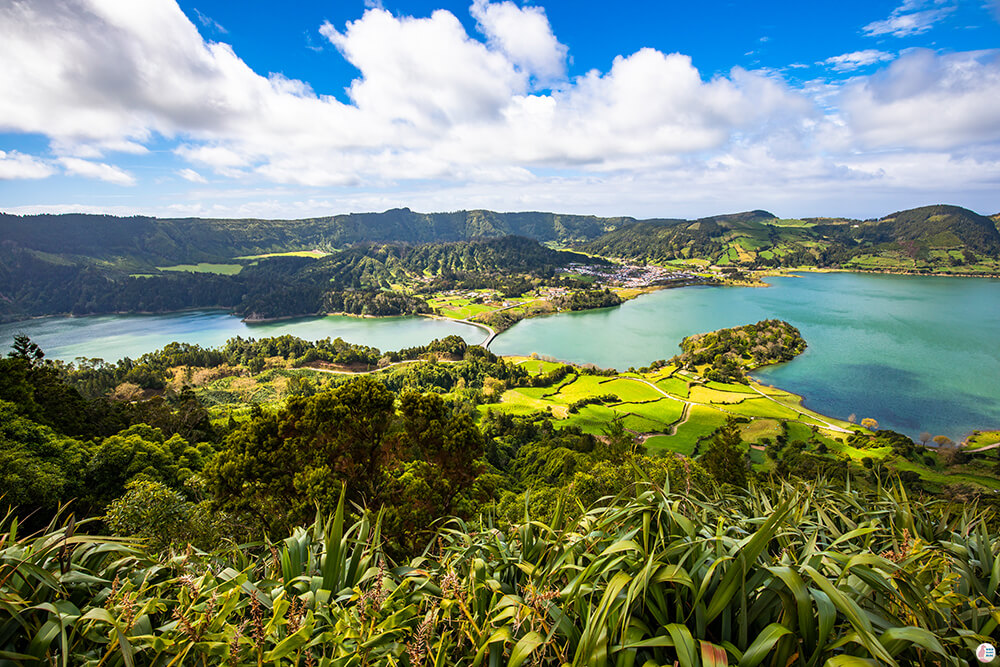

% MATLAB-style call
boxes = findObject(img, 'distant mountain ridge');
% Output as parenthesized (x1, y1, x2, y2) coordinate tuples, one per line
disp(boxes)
(0, 209, 631, 267)
(0, 204, 996, 271)
(583, 204, 1000, 268)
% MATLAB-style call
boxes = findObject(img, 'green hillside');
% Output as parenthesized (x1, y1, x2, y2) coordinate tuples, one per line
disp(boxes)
(2, 204, 996, 274)
(0, 209, 632, 267)
(0, 236, 605, 321)
(584, 205, 1000, 272)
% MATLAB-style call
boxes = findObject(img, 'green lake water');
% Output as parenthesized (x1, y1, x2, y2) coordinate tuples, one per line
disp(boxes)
(491, 272, 1000, 441)
(1, 272, 997, 441)
(0, 311, 487, 363)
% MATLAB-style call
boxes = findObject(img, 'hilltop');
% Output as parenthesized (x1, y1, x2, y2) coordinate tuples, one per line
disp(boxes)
(2, 204, 996, 273)
(0, 209, 631, 268)
(583, 204, 1000, 272)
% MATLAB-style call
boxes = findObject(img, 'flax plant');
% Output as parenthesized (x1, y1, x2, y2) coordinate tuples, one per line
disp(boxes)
(2, 479, 998, 666)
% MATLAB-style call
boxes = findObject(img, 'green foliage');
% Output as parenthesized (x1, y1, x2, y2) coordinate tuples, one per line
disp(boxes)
(206, 377, 489, 548)
(554, 288, 623, 311)
(675, 319, 806, 383)
(3, 480, 997, 666)
(86, 424, 206, 507)
(583, 204, 1000, 270)
(0, 227, 600, 320)
(567, 393, 619, 413)
(0, 400, 88, 514)
(700, 417, 750, 488)
(104, 478, 235, 550)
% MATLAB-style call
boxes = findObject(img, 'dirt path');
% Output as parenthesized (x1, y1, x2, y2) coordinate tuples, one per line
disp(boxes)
(965, 440, 1000, 452)
(419, 313, 496, 348)
(636, 403, 692, 439)
(303, 358, 461, 375)
(746, 382, 853, 434)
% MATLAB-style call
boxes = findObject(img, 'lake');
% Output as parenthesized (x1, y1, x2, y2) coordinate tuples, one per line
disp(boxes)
(0, 310, 487, 363)
(1, 272, 997, 441)
(491, 272, 1000, 441)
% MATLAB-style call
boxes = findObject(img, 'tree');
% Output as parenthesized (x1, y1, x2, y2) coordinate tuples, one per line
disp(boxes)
(700, 417, 748, 488)
(105, 479, 191, 549)
(0, 400, 90, 519)
(919, 431, 932, 446)
(207, 376, 398, 533)
(600, 415, 641, 461)
(9, 334, 44, 367)
(398, 391, 485, 511)
(861, 417, 878, 431)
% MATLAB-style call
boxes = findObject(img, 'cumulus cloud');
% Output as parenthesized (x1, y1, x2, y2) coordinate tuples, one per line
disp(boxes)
(863, 0, 953, 37)
(839, 49, 1000, 150)
(321, 8, 522, 129)
(822, 50, 895, 72)
(1, 0, 999, 216)
(469, 0, 567, 85)
(59, 157, 136, 185)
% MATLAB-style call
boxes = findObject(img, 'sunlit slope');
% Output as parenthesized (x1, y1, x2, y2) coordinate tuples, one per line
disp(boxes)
(583, 204, 1000, 270)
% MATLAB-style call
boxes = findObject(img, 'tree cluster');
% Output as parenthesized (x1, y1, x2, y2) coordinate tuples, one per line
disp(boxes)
(673, 319, 806, 383)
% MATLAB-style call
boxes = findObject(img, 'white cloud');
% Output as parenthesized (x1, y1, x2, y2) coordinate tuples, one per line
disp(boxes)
(469, 0, 567, 85)
(863, 1, 953, 37)
(59, 157, 136, 185)
(822, 50, 895, 72)
(177, 168, 207, 183)
(839, 49, 1000, 150)
(0, 151, 55, 180)
(321, 8, 523, 129)
(0, 0, 999, 218)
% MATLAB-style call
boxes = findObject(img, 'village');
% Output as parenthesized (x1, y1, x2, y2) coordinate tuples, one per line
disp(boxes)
(560, 261, 702, 288)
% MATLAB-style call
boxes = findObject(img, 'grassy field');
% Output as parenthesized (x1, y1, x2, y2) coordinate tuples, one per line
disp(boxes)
(739, 418, 783, 443)
(157, 262, 243, 275)
(891, 457, 1000, 490)
(235, 249, 331, 259)
(512, 357, 565, 376)
(654, 375, 689, 398)
(473, 355, 878, 458)
(966, 429, 1000, 449)
(618, 398, 685, 426)
(165, 348, 1000, 494)
(689, 385, 750, 404)
(426, 291, 540, 320)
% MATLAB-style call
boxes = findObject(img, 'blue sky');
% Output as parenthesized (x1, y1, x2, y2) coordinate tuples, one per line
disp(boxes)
(1, 0, 999, 219)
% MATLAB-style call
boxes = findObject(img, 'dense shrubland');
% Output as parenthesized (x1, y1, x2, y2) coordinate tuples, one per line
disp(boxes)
(3, 480, 998, 666)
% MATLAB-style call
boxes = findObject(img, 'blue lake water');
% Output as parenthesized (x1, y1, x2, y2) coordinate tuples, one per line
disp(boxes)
(0, 310, 486, 363)
(1, 272, 997, 441)
(491, 272, 1000, 441)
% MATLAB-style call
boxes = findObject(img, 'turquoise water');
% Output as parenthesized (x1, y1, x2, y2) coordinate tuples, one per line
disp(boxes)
(0, 311, 487, 363)
(491, 273, 1000, 441)
(1, 273, 997, 440)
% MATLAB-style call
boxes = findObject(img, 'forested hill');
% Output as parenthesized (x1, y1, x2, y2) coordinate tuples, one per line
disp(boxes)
(301, 235, 601, 288)
(817, 205, 1000, 254)
(0, 236, 597, 320)
(583, 204, 1000, 268)
(0, 209, 633, 266)
(580, 210, 782, 262)
(3, 204, 997, 279)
